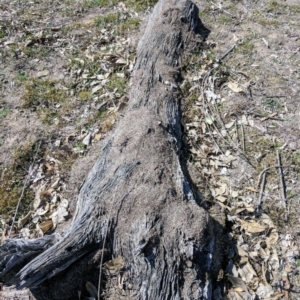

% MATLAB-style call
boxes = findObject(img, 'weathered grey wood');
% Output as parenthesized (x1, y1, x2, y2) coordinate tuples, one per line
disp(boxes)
(0, 234, 60, 283)
(0, 1, 225, 299)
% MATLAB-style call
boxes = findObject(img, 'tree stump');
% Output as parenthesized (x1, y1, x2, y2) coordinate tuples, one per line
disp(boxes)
(0, 1, 226, 299)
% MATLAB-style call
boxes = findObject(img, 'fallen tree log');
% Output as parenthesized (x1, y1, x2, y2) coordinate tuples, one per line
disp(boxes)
(0, 0, 227, 299)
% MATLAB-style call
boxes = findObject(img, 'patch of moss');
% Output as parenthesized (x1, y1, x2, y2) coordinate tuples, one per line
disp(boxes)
(78, 90, 93, 101)
(0, 27, 6, 39)
(236, 40, 254, 55)
(22, 45, 51, 59)
(288, 5, 300, 13)
(17, 70, 29, 82)
(94, 12, 121, 28)
(116, 17, 140, 34)
(0, 142, 43, 215)
(87, 0, 118, 7)
(258, 18, 279, 27)
(0, 108, 9, 121)
(106, 74, 126, 94)
(218, 15, 233, 25)
(268, 0, 280, 9)
(94, 13, 140, 34)
(87, 0, 158, 11)
(263, 98, 279, 109)
(23, 79, 69, 124)
(124, 0, 158, 12)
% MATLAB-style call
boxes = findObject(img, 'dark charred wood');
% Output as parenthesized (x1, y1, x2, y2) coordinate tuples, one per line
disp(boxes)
(0, 1, 226, 299)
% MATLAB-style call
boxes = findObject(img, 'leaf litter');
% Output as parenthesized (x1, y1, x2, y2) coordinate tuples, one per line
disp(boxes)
(181, 6, 300, 295)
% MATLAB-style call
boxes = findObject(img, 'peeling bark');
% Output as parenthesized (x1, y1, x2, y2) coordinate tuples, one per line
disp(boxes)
(0, 1, 226, 299)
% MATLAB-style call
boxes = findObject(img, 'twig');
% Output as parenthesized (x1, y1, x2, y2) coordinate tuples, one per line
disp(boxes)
(216, 44, 236, 62)
(98, 193, 116, 300)
(206, 122, 225, 155)
(256, 165, 290, 190)
(199, 66, 225, 155)
(234, 115, 239, 145)
(210, 1, 236, 18)
(200, 73, 252, 166)
(276, 150, 287, 221)
(8, 141, 41, 238)
(257, 171, 267, 207)
(241, 123, 245, 152)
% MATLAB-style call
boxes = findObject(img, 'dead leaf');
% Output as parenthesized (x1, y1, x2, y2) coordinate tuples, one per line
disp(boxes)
(205, 115, 214, 124)
(245, 186, 258, 193)
(227, 82, 243, 93)
(92, 85, 101, 94)
(115, 58, 127, 65)
(104, 256, 124, 275)
(216, 195, 227, 202)
(256, 282, 273, 298)
(237, 246, 248, 257)
(205, 90, 218, 102)
(74, 58, 85, 65)
(231, 191, 239, 198)
(17, 211, 32, 229)
(263, 292, 285, 300)
(94, 133, 102, 141)
(281, 275, 291, 299)
(227, 275, 249, 295)
(233, 287, 244, 292)
(36, 70, 49, 78)
(237, 218, 266, 233)
(239, 262, 257, 282)
(118, 1, 127, 10)
(238, 202, 255, 213)
(38, 220, 53, 234)
(215, 183, 228, 196)
(36, 203, 50, 215)
(225, 120, 235, 129)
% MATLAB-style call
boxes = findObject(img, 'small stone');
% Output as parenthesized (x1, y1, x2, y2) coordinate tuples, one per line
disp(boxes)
(82, 133, 92, 146)
(54, 139, 61, 147)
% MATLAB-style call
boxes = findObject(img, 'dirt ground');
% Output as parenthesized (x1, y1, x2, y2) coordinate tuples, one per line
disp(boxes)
(0, 0, 300, 299)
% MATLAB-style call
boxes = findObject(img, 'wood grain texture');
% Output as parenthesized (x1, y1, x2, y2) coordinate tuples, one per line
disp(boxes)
(0, 1, 225, 299)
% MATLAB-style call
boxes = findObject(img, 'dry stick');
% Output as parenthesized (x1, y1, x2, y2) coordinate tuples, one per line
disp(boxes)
(241, 123, 245, 152)
(200, 57, 241, 152)
(276, 150, 287, 221)
(257, 171, 267, 208)
(97, 193, 116, 300)
(210, 1, 236, 18)
(8, 141, 41, 238)
(200, 94, 224, 154)
(216, 44, 236, 62)
(207, 123, 225, 155)
(234, 115, 240, 145)
(196, 65, 225, 154)
(199, 66, 253, 166)
(256, 165, 290, 190)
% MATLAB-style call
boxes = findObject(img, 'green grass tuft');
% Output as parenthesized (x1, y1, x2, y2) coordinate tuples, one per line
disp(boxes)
(0, 108, 9, 121)
(23, 79, 66, 108)
(106, 74, 126, 94)
(94, 13, 140, 34)
(87, 0, 158, 11)
(0, 142, 43, 215)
